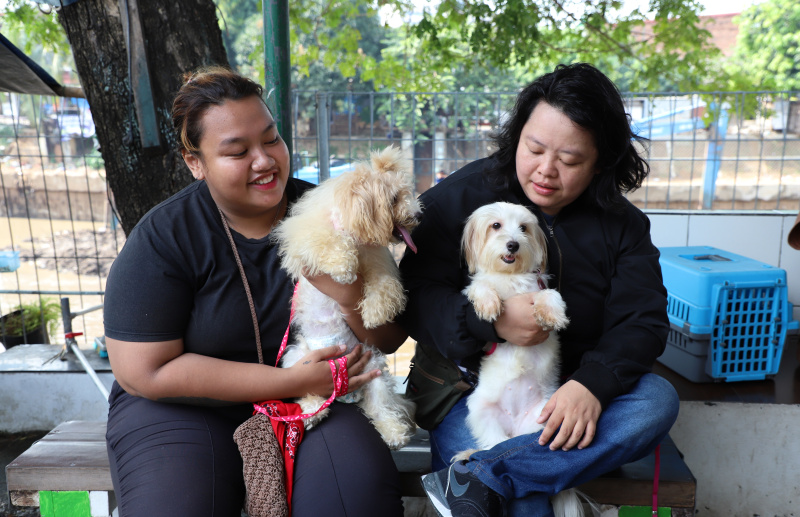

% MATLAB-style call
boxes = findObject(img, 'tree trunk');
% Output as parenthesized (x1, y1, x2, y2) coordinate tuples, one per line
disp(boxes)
(58, 0, 228, 235)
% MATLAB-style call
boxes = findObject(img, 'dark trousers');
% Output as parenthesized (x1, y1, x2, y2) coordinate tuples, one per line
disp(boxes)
(106, 382, 404, 516)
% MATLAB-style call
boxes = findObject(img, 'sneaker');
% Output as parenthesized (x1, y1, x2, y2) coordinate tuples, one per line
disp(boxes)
(420, 461, 505, 517)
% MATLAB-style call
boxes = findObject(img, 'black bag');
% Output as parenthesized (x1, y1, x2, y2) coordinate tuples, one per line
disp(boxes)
(405, 341, 474, 430)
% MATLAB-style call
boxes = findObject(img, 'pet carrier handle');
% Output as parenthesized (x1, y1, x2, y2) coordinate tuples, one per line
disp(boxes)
(689, 254, 731, 262)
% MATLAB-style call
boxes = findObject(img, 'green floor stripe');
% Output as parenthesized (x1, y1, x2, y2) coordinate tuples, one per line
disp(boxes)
(619, 506, 671, 517)
(39, 491, 91, 517)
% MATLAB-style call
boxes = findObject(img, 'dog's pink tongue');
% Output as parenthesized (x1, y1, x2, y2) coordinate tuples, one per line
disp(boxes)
(395, 225, 417, 253)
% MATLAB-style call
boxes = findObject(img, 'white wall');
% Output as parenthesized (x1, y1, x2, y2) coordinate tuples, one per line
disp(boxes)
(647, 210, 800, 322)
(669, 401, 800, 516)
(646, 210, 800, 516)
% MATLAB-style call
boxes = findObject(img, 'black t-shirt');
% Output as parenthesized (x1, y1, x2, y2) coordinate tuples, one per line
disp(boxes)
(104, 179, 313, 367)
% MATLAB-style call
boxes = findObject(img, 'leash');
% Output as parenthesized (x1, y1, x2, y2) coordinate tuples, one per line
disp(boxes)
(216, 204, 349, 423)
(254, 283, 350, 423)
(652, 443, 661, 515)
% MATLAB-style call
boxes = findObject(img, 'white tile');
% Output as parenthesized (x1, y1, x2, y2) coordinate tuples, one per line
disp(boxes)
(647, 213, 690, 248)
(89, 491, 111, 517)
(687, 214, 783, 266)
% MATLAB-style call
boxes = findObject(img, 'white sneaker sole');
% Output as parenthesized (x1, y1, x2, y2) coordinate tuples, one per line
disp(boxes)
(421, 472, 453, 517)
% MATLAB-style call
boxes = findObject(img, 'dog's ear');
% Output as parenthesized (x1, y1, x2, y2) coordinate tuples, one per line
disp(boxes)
(335, 165, 393, 244)
(461, 211, 483, 275)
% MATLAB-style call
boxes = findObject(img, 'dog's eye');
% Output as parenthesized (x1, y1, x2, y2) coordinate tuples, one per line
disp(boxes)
(491, 222, 501, 230)
(520, 224, 527, 232)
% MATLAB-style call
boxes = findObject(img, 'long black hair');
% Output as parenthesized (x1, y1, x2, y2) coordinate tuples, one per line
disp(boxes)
(488, 63, 649, 211)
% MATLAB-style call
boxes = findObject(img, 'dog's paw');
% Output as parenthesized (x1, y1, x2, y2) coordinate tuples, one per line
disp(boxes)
(359, 278, 406, 328)
(372, 417, 416, 450)
(532, 289, 569, 331)
(361, 308, 389, 329)
(472, 295, 503, 322)
(360, 294, 403, 329)
(466, 285, 503, 321)
(451, 449, 480, 463)
(359, 298, 396, 329)
(474, 296, 502, 321)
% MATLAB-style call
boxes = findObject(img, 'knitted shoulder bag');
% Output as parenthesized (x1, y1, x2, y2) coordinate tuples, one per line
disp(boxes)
(219, 205, 290, 517)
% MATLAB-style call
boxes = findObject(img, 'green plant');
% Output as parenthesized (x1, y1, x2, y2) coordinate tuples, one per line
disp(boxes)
(2, 298, 61, 337)
(83, 146, 106, 171)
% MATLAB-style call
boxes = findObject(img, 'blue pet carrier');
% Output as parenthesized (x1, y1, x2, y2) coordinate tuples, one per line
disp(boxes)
(657, 246, 798, 382)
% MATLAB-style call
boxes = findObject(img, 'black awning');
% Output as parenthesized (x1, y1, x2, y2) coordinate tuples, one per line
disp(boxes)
(0, 32, 63, 96)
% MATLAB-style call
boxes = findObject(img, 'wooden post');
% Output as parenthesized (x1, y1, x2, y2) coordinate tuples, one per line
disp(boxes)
(117, 0, 162, 150)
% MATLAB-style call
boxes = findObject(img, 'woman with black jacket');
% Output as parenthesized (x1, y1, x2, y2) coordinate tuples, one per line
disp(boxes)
(400, 63, 680, 517)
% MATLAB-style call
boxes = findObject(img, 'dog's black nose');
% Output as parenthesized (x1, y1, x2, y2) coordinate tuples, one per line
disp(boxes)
(507, 241, 519, 253)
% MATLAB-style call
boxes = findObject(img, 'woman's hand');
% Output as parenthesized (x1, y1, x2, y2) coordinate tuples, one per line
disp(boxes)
(494, 292, 552, 347)
(288, 343, 380, 398)
(536, 380, 602, 451)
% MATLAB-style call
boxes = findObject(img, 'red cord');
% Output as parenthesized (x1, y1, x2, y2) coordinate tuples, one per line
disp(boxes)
(652, 444, 661, 515)
(255, 283, 351, 422)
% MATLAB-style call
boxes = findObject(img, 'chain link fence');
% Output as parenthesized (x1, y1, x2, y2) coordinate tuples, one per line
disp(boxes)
(1, 89, 799, 348)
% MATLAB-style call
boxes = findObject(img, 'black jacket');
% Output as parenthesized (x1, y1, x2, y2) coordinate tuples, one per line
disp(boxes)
(398, 157, 669, 409)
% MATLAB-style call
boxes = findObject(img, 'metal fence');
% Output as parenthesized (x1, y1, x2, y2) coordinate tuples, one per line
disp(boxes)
(1, 89, 799, 347)
(292, 90, 800, 211)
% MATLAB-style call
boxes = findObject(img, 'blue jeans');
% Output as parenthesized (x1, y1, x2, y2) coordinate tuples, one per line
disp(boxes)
(429, 373, 679, 517)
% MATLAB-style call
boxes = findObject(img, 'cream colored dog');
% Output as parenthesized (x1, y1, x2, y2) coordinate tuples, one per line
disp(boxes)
(457, 202, 585, 517)
(272, 146, 419, 449)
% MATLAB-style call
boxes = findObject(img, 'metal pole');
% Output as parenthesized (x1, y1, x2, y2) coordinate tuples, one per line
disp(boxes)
(702, 101, 730, 210)
(316, 92, 331, 182)
(69, 343, 110, 400)
(58, 297, 110, 401)
(263, 0, 293, 160)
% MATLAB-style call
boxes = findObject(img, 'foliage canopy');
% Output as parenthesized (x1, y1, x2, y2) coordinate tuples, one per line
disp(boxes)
(731, 0, 800, 91)
(1, 0, 777, 94)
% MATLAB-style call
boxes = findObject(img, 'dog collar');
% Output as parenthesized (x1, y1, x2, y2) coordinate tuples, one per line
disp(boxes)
(535, 270, 547, 290)
(484, 342, 497, 356)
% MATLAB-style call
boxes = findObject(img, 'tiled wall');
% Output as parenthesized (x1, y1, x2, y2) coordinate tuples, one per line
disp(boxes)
(647, 210, 800, 322)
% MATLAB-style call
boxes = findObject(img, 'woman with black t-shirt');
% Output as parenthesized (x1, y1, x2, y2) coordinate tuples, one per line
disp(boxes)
(103, 67, 407, 516)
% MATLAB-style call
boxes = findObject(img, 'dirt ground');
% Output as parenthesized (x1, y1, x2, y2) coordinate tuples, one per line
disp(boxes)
(5, 227, 125, 277)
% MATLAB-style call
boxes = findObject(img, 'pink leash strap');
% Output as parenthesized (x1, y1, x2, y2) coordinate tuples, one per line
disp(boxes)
(255, 283, 350, 422)
(652, 443, 661, 515)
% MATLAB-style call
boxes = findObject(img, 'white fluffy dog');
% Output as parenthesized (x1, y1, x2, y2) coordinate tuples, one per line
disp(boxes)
(272, 146, 418, 449)
(457, 201, 585, 517)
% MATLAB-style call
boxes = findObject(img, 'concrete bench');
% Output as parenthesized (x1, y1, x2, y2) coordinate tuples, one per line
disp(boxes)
(7, 420, 696, 517)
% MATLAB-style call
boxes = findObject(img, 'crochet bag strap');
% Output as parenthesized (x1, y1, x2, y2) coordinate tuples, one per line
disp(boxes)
(217, 205, 349, 422)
